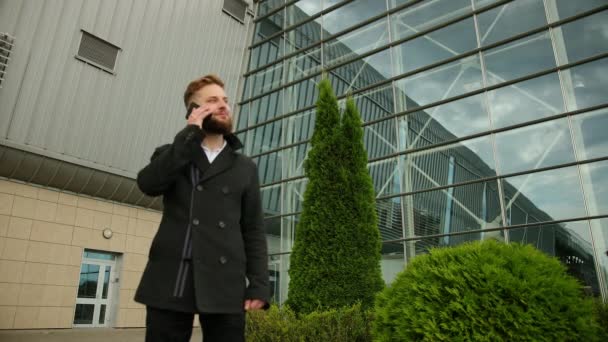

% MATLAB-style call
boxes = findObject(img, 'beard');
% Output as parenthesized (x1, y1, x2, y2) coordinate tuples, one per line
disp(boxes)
(203, 115, 233, 135)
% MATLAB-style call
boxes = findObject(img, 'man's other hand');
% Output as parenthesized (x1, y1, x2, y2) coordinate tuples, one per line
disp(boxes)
(244, 299, 265, 311)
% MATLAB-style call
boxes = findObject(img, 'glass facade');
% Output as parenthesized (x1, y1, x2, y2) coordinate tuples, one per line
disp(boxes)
(238, 0, 608, 304)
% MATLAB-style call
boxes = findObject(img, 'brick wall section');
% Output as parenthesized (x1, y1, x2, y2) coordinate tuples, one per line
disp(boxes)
(0, 179, 162, 329)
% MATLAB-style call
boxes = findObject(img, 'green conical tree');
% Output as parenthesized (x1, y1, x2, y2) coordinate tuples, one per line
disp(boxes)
(285, 79, 383, 314)
(338, 97, 384, 306)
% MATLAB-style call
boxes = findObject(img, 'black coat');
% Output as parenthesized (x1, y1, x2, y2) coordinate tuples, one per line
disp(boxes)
(134, 125, 269, 314)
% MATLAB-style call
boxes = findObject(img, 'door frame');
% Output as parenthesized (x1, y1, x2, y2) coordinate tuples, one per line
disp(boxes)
(73, 255, 118, 327)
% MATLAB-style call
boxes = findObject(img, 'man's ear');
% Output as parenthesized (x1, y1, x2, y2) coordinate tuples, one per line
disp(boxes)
(186, 102, 200, 119)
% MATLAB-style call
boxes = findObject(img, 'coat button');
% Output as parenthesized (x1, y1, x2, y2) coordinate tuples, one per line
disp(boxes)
(221, 186, 229, 194)
(192, 218, 199, 226)
(218, 221, 226, 229)
(196, 185, 203, 191)
(219, 256, 227, 264)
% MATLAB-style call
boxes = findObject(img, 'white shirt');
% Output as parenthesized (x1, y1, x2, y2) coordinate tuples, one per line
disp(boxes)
(202, 140, 227, 163)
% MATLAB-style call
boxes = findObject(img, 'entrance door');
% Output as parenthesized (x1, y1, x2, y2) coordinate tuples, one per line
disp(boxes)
(73, 250, 118, 327)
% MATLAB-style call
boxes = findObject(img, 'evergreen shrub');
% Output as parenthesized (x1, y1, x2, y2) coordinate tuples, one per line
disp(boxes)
(373, 240, 602, 341)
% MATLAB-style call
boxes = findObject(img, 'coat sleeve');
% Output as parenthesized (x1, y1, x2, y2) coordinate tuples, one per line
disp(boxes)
(241, 162, 270, 305)
(136, 125, 204, 197)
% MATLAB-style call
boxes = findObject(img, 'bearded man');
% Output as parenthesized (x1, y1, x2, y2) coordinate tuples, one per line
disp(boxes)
(135, 74, 269, 342)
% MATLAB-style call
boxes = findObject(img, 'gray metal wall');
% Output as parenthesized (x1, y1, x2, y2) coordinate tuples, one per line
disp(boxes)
(0, 0, 254, 178)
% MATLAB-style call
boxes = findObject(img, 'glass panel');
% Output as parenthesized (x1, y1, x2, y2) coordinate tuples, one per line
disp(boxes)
(589, 218, 608, 298)
(322, 0, 387, 36)
(376, 197, 404, 241)
(286, 0, 322, 26)
(283, 178, 308, 215)
(554, 0, 607, 21)
(571, 108, 608, 161)
(580, 160, 608, 216)
(369, 158, 400, 197)
(364, 119, 398, 160)
(264, 216, 281, 241)
(73, 304, 95, 325)
(483, 31, 555, 85)
(557, 10, 608, 65)
(381, 242, 406, 285)
(242, 76, 253, 101)
(83, 251, 115, 261)
(77, 264, 99, 298)
(473, 0, 502, 9)
(390, 0, 471, 41)
(487, 72, 564, 128)
(402, 180, 503, 238)
(250, 120, 283, 155)
(282, 214, 300, 247)
(402, 136, 496, 193)
(284, 109, 315, 145)
(324, 18, 389, 68)
(353, 85, 394, 122)
(268, 258, 281, 303)
(250, 90, 283, 126)
(102, 266, 110, 299)
(254, 151, 283, 185)
(393, 18, 477, 75)
(99, 304, 106, 325)
(249, 39, 284, 70)
(395, 55, 483, 110)
(282, 143, 310, 178)
(563, 58, 608, 111)
(494, 118, 575, 175)
(405, 93, 490, 148)
(405, 232, 489, 258)
(285, 76, 320, 113)
(236, 103, 250, 131)
(502, 166, 586, 225)
(261, 184, 281, 217)
(258, 0, 285, 17)
(323, 0, 343, 10)
(235, 131, 250, 155)
(329, 49, 391, 96)
(284, 46, 321, 83)
(254, 11, 285, 44)
(285, 19, 322, 54)
(477, 0, 547, 46)
(509, 220, 600, 296)
(249, 64, 284, 99)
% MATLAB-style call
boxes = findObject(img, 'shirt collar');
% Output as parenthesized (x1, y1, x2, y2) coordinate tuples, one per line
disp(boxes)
(202, 139, 227, 153)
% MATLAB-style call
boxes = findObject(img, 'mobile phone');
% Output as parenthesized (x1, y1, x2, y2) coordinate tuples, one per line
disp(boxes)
(186, 102, 199, 119)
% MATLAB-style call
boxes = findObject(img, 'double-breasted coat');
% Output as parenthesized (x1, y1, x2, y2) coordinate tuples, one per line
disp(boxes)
(134, 125, 269, 314)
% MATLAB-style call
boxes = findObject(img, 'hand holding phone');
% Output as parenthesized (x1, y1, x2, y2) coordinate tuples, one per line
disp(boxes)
(186, 102, 213, 129)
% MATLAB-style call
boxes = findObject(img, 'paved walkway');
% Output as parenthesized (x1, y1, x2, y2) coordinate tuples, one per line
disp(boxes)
(0, 328, 202, 342)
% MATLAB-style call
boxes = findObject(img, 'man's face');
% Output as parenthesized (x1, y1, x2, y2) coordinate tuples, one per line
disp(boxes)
(190, 84, 233, 135)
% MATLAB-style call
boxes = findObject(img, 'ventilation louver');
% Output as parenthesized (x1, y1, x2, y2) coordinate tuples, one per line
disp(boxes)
(76, 31, 120, 73)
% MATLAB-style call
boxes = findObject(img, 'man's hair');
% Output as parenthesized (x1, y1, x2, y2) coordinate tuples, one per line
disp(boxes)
(183, 74, 225, 108)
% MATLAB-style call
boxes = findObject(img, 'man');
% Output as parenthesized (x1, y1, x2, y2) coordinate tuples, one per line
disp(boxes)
(135, 74, 269, 342)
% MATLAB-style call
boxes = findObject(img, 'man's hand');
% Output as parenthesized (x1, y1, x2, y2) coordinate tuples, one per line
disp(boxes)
(187, 104, 213, 129)
(244, 299, 265, 311)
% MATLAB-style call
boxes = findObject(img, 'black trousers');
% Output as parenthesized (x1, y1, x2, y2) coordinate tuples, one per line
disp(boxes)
(145, 306, 245, 342)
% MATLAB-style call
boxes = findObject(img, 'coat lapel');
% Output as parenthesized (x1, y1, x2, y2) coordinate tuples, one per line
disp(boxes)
(191, 145, 211, 177)
(192, 133, 243, 183)
(198, 146, 236, 183)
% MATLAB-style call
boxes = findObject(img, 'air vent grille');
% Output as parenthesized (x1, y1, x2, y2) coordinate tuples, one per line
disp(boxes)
(223, 0, 248, 23)
(76, 31, 120, 73)
(0, 32, 15, 88)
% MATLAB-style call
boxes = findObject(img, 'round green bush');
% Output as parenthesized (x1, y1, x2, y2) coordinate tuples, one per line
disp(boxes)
(373, 240, 601, 342)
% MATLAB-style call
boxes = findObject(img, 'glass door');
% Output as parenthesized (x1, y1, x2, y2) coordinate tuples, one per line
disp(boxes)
(73, 251, 117, 327)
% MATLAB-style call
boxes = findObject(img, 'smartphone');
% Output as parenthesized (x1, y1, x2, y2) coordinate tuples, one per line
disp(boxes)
(186, 102, 200, 119)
